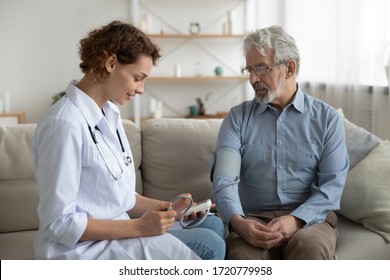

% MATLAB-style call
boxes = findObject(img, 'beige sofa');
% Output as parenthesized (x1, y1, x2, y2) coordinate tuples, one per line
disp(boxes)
(1, 117, 389, 260)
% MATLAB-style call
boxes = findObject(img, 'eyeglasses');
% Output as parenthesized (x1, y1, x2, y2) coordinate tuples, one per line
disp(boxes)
(242, 62, 285, 76)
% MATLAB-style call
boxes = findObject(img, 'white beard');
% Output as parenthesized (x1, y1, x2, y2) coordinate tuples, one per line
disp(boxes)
(254, 76, 285, 105)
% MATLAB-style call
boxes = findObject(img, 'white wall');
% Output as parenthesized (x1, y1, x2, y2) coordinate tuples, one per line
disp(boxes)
(0, 0, 132, 123)
(0, 0, 250, 123)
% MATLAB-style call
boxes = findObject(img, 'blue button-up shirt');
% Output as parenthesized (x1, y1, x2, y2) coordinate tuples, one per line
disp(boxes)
(212, 86, 349, 226)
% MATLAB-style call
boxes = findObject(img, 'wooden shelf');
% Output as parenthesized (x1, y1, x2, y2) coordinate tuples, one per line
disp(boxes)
(0, 112, 25, 125)
(149, 34, 243, 39)
(148, 76, 246, 81)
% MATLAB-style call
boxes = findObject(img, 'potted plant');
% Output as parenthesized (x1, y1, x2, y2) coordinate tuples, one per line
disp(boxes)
(52, 91, 66, 105)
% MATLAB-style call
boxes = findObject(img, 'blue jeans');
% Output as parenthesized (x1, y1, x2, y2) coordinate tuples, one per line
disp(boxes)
(168, 215, 226, 260)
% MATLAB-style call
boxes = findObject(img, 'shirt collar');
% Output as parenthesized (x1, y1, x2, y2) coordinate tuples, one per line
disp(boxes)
(291, 85, 305, 113)
(256, 84, 305, 114)
(65, 80, 120, 130)
(101, 101, 120, 131)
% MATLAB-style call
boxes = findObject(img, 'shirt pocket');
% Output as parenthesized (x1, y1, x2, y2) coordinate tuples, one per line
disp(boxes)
(83, 144, 102, 174)
(81, 145, 114, 211)
(296, 142, 322, 184)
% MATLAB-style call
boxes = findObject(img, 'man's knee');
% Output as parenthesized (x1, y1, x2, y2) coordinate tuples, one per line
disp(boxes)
(226, 232, 270, 260)
(284, 223, 337, 260)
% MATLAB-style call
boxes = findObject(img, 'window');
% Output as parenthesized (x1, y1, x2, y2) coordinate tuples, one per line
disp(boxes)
(251, 0, 390, 86)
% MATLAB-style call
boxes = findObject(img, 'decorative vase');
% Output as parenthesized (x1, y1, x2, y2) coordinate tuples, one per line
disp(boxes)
(214, 66, 223, 76)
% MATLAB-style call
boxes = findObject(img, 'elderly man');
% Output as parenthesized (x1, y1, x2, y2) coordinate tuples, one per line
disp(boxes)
(211, 26, 349, 259)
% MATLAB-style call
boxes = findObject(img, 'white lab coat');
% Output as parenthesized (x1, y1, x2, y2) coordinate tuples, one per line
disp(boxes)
(32, 80, 200, 260)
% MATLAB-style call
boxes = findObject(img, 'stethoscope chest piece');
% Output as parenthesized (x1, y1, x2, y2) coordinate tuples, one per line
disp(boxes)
(124, 155, 132, 166)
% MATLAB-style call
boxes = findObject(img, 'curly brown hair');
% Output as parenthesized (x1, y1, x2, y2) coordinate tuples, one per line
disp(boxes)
(79, 20, 161, 82)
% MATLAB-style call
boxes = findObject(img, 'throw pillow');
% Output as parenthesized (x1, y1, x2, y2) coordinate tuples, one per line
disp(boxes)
(337, 109, 382, 170)
(338, 140, 390, 242)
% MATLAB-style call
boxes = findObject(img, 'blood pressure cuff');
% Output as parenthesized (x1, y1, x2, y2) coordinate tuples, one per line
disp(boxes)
(210, 147, 241, 182)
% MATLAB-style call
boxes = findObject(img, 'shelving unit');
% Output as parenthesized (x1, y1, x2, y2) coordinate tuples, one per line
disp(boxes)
(149, 32, 245, 77)
(130, 0, 250, 124)
(0, 112, 25, 125)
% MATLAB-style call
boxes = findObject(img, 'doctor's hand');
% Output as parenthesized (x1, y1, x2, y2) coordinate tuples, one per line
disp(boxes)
(138, 202, 176, 236)
(171, 193, 214, 221)
(230, 215, 283, 249)
(171, 193, 192, 220)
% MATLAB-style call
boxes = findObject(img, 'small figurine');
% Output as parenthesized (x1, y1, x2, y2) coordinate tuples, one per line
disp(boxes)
(196, 97, 205, 115)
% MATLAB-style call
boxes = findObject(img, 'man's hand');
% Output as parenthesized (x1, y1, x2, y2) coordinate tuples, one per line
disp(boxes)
(266, 215, 305, 247)
(230, 215, 283, 249)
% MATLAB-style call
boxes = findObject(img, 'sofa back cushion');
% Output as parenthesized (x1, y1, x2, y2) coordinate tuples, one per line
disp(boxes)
(0, 124, 36, 180)
(337, 109, 382, 170)
(141, 118, 222, 201)
(0, 179, 39, 233)
(339, 140, 390, 242)
(0, 120, 142, 233)
(0, 124, 39, 232)
(122, 119, 143, 194)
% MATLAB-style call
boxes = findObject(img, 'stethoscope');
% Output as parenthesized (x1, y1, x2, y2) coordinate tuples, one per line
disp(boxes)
(88, 124, 132, 180)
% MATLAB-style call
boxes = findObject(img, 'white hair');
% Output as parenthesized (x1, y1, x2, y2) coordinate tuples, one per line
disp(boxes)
(243, 25, 300, 75)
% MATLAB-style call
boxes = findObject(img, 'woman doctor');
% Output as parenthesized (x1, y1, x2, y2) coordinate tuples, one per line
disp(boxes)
(32, 20, 225, 260)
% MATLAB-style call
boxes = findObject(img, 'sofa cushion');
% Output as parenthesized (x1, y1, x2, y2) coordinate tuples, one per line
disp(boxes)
(0, 230, 36, 260)
(339, 140, 390, 242)
(335, 215, 390, 260)
(141, 118, 222, 201)
(0, 124, 36, 180)
(0, 179, 39, 233)
(337, 109, 382, 170)
(122, 119, 143, 194)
